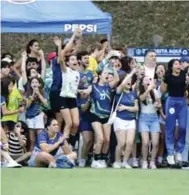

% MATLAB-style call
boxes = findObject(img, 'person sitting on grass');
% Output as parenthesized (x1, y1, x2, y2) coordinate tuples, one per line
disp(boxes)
(1, 126, 22, 168)
(28, 118, 77, 168)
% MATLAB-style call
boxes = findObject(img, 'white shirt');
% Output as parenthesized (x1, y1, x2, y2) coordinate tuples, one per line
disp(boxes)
(144, 65, 155, 80)
(60, 67, 80, 98)
(140, 89, 159, 114)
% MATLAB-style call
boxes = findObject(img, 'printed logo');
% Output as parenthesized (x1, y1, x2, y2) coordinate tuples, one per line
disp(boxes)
(64, 24, 97, 33)
(7, 0, 36, 4)
(169, 108, 175, 115)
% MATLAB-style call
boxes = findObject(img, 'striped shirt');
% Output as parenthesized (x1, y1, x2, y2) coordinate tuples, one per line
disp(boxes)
(7, 132, 26, 156)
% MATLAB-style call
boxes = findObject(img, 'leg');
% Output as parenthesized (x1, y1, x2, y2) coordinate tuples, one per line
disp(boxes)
(123, 129, 136, 162)
(60, 109, 72, 137)
(141, 132, 150, 162)
(29, 130, 36, 151)
(55, 112, 63, 132)
(176, 100, 187, 154)
(81, 131, 94, 159)
(114, 130, 126, 162)
(91, 122, 104, 160)
(151, 132, 160, 162)
(70, 108, 80, 135)
(102, 124, 111, 154)
(165, 98, 177, 156)
(15, 152, 32, 163)
(157, 123, 165, 163)
(34, 152, 56, 167)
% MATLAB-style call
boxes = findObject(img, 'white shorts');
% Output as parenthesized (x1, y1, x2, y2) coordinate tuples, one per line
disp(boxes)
(113, 117, 136, 131)
(27, 113, 44, 129)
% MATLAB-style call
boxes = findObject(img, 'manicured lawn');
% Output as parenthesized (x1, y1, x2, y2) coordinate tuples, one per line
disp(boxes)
(1, 168, 189, 195)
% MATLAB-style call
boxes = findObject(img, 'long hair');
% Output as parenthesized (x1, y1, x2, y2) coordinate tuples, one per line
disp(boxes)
(165, 59, 180, 76)
(1, 76, 15, 105)
(26, 39, 39, 54)
(120, 56, 134, 73)
(154, 64, 166, 80)
(26, 76, 44, 97)
(138, 76, 156, 105)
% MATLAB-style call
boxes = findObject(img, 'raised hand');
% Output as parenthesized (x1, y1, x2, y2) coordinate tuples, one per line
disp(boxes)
(53, 36, 62, 46)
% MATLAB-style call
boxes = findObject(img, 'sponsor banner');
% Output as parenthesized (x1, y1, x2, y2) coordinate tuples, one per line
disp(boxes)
(127, 47, 189, 63)
(63, 24, 97, 33)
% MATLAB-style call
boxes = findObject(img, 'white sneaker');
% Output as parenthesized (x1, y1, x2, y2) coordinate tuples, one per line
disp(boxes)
(122, 161, 132, 169)
(78, 159, 86, 168)
(175, 153, 182, 162)
(132, 158, 139, 168)
(99, 160, 107, 168)
(127, 158, 132, 166)
(141, 161, 148, 169)
(91, 160, 103, 168)
(113, 162, 121, 168)
(48, 162, 57, 168)
(6, 161, 22, 168)
(149, 161, 157, 169)
(167, 155, 175, 165)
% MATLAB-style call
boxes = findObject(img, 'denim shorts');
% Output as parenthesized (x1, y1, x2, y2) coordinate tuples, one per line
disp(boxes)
(138, 113, 160, 133)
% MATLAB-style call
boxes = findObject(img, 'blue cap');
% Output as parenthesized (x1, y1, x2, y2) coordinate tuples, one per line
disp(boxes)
(180, 56, 189, 63)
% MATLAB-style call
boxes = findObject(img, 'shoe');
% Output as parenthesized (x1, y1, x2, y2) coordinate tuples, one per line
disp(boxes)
(6, 161, 22, 168)
(167, 155, 176, 165)
(78, 159, 86, 168)
(48, 162, 57, 168)
(182, 161, 189, 168)
(175, 153, 182, 163)
(141, 161, 148, 169)
(122, 161, 132, 169)
(99, 160, 107, 168)
(149, 161, 157, 169)
(113, 162, 121, 168)
(132, 158, 139, 168)
(91, 160, 104, 168)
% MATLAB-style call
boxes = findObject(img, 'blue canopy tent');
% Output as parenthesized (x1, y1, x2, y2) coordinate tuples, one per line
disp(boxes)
(1, 0, 112, 40)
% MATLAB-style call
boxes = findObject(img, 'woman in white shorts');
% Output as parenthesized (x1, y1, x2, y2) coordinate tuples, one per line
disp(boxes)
(113, 69, 139, 169)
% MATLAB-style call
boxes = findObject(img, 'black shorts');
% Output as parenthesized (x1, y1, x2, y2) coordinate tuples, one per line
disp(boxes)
(49, 91, 62, 112)
(84, 112, 109, 125)
(60, 97, 77, 110)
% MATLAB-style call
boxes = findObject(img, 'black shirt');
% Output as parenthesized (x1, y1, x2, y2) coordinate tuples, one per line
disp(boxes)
(164, 70, 186, 97)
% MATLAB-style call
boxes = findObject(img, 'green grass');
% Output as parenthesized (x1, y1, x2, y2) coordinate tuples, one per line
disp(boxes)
(1, 168, 189, 195)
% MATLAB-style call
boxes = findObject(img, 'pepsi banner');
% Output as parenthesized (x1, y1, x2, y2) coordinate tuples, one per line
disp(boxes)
(127, 48, 189, 63)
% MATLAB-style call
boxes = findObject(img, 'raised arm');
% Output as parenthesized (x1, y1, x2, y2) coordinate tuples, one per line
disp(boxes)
(38, 49, 46, 79)
(21, 51, 28, 85)
(109, 66, 120, 89)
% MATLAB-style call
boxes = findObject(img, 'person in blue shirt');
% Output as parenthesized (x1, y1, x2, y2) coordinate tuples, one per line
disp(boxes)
(77, 51, 94, 167)
(113, 69, 139, 169)
(85, 66, 119, 168)
(26, 77, 48, 151)
(28, 118, 76, 168)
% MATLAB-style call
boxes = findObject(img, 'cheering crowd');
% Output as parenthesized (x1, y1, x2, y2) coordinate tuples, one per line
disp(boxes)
(1, 28, 189, 169)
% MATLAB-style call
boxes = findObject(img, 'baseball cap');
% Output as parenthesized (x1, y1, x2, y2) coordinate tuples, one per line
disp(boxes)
(180, 56, 189, 63)
(47, 52, 56, 62)
(2, 57, 13, 63)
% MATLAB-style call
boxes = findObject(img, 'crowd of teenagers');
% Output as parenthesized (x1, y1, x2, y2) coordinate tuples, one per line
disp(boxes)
(1, 28, 189, 169)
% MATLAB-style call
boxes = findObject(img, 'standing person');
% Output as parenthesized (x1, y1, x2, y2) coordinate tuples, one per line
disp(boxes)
(143, 49, 157, 79)
(27, 119, 76, 168)
(58, 29, 82, 146)
(77, 51, 94, 167)
(86, 67, 119, 168)
(26, 77, 48, 151)
(138, 76, 161, 169)
(161, 59, 188, 165)
(0, 61, 11, 79)
(113, 69, 139, 169)
(1, 76, 25, 123)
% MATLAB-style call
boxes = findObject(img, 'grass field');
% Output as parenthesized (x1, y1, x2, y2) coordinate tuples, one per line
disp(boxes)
(1, 168, 189, 195)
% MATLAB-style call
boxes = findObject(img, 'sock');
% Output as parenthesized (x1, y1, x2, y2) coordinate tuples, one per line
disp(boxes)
(101, 153, 108, 161)
(94, 154, 101, 161)
(158, 157, 163, 164)
(48, 162, 57, 168)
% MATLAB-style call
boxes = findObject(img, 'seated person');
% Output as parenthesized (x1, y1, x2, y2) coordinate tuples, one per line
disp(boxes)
(2, 121, 31, 164)
(0, 125, 22, 168)
(28, 118, 77, 168)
